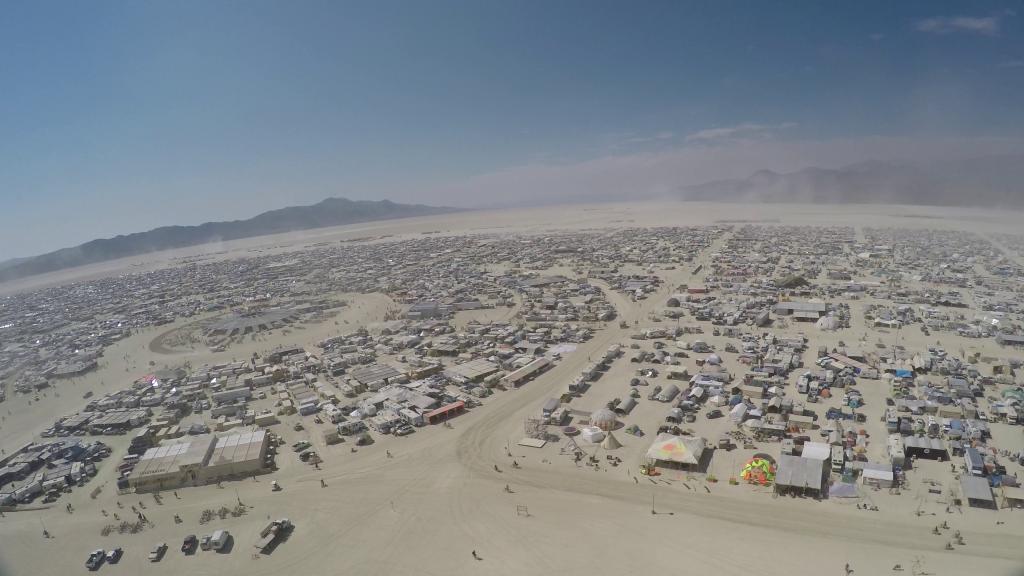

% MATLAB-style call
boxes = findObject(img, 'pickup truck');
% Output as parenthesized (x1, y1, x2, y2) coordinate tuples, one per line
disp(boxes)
(255, 519, 293, 552)
(148, 542, 167, 562)
(85, 550, 105, 571)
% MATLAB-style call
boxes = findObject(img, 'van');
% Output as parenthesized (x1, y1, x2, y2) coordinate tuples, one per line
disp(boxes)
(210, 530, 230, 551)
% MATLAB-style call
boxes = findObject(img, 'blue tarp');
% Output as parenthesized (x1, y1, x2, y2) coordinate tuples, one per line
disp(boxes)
(895, 369, 914, 379)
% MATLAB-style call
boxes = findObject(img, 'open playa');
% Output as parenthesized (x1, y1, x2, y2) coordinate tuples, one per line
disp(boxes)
(2, 202, 1024, 576)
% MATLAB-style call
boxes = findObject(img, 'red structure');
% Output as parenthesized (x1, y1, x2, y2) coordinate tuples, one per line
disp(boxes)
(425, 401, 466, 425)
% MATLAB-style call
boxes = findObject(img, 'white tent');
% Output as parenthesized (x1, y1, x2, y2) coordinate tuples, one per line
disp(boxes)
(801, 441, 831, 461)
(601, 431, 622, 450)
(580, 426, 605, 443)
(729, 403, 748, 422)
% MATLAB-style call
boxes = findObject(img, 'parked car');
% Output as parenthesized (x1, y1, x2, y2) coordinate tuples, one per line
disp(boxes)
(292, 441, 311, 453)
(105, 548, 123, 563)
(85, 550, 105, 571)
(182, 534, 198, 554)
(706, 409, 723, 419)
(148, 542, 168, 562)
(394, 424, 414, 436)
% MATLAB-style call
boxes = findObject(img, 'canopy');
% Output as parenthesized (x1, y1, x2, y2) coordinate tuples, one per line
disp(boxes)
(740, 457, 775, 485)
(1001, 388, 1024, 402)
(645, 433, 705, 465)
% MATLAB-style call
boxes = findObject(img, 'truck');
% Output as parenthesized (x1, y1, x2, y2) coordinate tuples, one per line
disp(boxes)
(255, 518, 293, 552)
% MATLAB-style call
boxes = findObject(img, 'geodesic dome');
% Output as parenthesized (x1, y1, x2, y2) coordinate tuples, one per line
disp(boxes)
(591, 408, 618, 431)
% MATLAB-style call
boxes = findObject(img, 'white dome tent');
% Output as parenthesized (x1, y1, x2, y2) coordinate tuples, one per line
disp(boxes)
(590, 408, 618, 431)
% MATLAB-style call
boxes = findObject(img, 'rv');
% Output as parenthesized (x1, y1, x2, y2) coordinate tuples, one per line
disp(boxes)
(964, 447, 985, 476)
(337, 421, 367, 436)
(831, 445, 845, 472)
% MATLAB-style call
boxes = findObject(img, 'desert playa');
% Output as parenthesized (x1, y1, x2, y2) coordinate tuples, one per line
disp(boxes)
(2, 202, 1024, 576)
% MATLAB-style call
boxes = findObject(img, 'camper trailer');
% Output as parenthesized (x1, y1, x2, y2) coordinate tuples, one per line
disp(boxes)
(964, 447, 985, 476)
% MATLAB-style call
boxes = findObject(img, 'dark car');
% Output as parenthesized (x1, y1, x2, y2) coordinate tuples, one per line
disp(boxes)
(148, 542, 168, 562)
(106, 548, 123, 563)
(182, 534, 198, 554)
(706, 409, 723, 419)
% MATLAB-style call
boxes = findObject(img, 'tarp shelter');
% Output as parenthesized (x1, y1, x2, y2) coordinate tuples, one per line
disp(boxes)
(903, 435, 948, 461)
(861, 462, 894, 488)
(729, 403, 748, 423)
(645, 433, 706, 470)
(1000, 486, 1024, 509)
(828, 482, 859, 498)
(775, 455, 826, 496)
(801, 442, 831, 461)
(424, 401, 465, 425)
(960, 475, 995, 509)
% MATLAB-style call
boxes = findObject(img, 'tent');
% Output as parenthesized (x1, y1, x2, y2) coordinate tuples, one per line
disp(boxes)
(740, 456, 776, 485)
(729, 403, 748, 422)
(580, 426, 605, 444)
(601, 431, 622, 450)
(645, 433, 705, 469)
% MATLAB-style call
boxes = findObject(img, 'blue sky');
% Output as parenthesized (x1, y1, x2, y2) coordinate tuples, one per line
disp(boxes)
(2, 1, 1023, 258)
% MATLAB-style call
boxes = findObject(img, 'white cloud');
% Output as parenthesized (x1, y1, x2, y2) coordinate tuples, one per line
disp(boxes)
(914, 15, 1000, 36)
(685, 122, 796, 143)
(621, 131, 675, 145)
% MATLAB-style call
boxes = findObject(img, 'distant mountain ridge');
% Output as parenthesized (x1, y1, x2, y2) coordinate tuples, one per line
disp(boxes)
(678, 156, 1024, 207)
(0, 197, 460, 282)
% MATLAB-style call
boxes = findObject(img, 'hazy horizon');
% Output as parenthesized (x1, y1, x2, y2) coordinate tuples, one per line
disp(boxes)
(3, 1, 1024, 259)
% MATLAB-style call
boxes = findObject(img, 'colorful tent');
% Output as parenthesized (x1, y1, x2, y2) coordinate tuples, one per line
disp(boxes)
(644, 433, 705, 466)
(740, 457, 776, 485)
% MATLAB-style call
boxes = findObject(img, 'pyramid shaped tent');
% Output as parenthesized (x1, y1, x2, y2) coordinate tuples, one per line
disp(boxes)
(644, 433, 705, 465)
(601, 431, 622, 450)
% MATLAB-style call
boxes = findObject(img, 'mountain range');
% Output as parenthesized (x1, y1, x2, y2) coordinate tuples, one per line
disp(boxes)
(0, 198, 459, 282)
(678, 156, 1024, 207)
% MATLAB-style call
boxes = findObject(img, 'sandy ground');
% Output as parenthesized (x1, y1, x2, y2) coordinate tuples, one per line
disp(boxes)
(2, 202, 1024, 576)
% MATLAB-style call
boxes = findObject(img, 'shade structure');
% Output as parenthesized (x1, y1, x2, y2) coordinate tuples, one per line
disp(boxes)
(645, 433, 705, 466)
(601, 431, 622, 450)
(740, 456, 776, 485)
